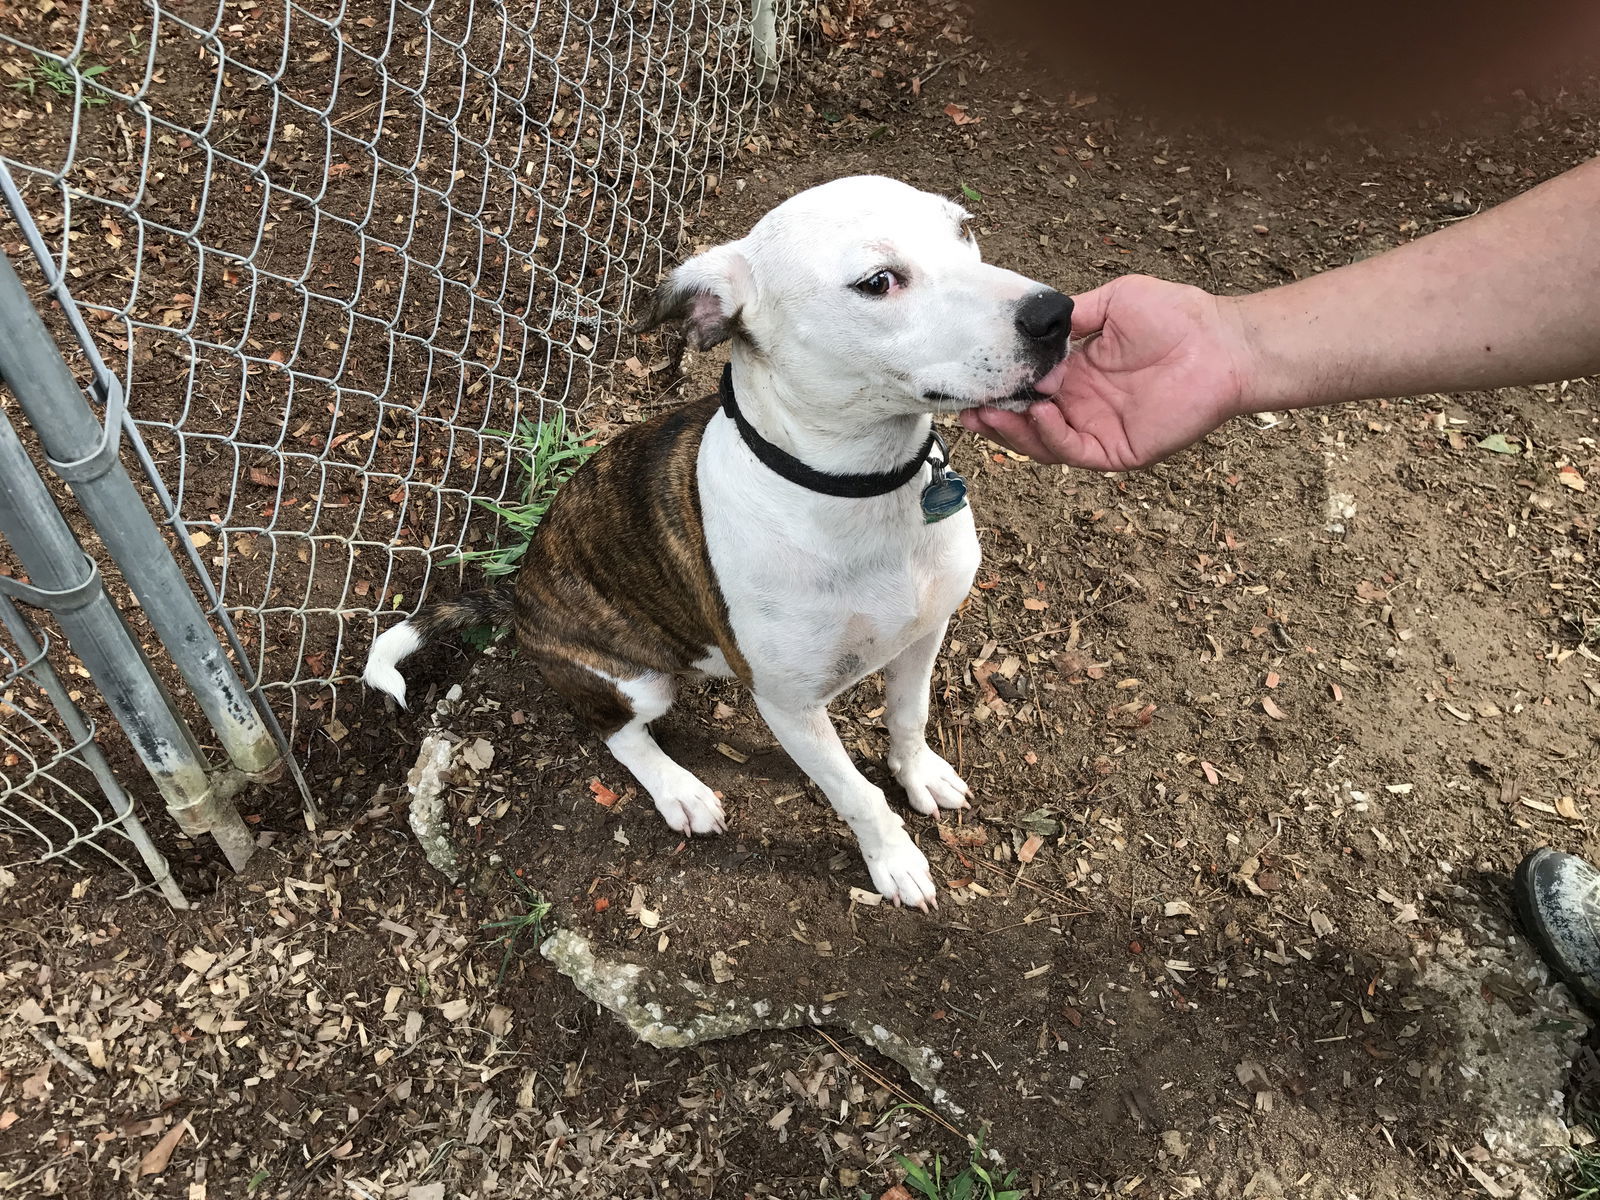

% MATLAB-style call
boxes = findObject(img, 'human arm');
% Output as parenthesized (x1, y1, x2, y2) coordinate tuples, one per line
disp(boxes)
(963, 155, 1600, 469)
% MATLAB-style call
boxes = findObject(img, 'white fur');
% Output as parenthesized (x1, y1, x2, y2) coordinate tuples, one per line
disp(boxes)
(363, 622, 423, 707)
(690, 647, 736, 677)
(597, 668, 727, 836)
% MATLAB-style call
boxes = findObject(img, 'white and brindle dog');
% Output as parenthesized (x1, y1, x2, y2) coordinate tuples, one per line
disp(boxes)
(364, 175, 1072, 909)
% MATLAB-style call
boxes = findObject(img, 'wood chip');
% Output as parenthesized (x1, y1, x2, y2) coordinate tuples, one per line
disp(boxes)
(138, 1122, 187, 1177)
(458, 737, 495, 772)
(1017, 833, 1044, 863)
(715, 742, 750, 764)
(1450, 1145, 1511, 1197)
(1261, 697, 1287, 720)
(937, 824, 988, 848)
(180, 947, 218, 975)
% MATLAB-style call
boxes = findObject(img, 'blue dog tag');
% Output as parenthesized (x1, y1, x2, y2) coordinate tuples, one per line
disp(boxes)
(921, 465, 968, 523)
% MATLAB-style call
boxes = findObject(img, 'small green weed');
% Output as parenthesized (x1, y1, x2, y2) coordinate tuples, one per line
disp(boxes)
(445, 411, 596, 580)
(1564, 1102, 1600, 1199)
(10, 55, 110, 107)
(480, 872, 553, 987)
(959, 182, 983, 204)
(1568, 1145, 1600, 1199)
(876, 1105, 1021, 1200)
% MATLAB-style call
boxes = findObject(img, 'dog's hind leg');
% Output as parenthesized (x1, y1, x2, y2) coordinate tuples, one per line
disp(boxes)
(537, 656, 727, 836)
(883, 623, 972, 816)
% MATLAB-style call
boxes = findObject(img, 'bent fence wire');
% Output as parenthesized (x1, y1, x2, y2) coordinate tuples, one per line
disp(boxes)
(0, 0, 795, 903)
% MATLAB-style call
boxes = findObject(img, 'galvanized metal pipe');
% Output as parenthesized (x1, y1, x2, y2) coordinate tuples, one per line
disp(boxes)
(0, 248, 280, 779)
(0, 409, 253, 870)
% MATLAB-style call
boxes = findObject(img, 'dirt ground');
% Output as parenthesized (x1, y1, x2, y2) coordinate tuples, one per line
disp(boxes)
(5, 2, 1600, 1198)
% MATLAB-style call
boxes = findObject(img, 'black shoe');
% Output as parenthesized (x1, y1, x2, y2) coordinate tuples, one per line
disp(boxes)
(1513, 848, 1600, 1018)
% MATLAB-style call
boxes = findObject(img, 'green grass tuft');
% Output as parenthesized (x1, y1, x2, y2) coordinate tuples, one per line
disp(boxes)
(480, 872, 554, 987)
(875, 1105, 1021, 1200)
(445, 411, 596, 580)
(10, 55, 110, 107)
(1569, 1147, 1600, 1199)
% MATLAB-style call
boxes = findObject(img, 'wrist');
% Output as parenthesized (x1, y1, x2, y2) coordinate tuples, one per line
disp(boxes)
(1213, 293, 1275, 418)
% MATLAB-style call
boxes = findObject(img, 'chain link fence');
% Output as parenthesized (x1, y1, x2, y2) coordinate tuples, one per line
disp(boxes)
(0, 0, 798, 903)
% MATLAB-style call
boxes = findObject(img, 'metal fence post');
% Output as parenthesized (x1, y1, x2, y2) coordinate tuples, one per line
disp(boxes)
(752, 0, 780, 91)
(0, 411, 254, 870)
(0, 248, 281, 780)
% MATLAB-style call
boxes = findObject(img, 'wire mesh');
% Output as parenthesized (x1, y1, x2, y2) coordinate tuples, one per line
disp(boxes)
(0, 594, 187, 905)
(0, 0, 793, 879)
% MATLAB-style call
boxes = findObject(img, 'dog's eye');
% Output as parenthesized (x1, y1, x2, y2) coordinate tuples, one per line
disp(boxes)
(853, 270, 899, 297)
(960, 220, 975, 242)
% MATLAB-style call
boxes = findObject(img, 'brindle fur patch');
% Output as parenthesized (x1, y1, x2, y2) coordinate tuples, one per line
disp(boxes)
(381, 394, 745, 738)
(511, 394, 748, 735)
(409, 591, 514, 641)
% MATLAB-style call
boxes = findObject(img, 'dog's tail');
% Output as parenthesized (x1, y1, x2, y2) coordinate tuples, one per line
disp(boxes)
(363, 584, 514, 708)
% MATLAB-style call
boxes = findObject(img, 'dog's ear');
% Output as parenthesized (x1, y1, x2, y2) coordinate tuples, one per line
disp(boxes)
(632, 243, 753, 351)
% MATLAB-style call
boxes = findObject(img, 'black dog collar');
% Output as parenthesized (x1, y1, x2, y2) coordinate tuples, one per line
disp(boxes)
(719, 365, 936, 497)
(718, 366, 965, 522)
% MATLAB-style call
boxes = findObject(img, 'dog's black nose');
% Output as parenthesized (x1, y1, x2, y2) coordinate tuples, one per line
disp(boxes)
(1015, 288, 1074, 346)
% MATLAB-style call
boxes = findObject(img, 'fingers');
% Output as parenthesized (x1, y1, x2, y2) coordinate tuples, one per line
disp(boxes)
(1024, 401, 1100, 467)
(1068, 277, 1124, 337)
(966, 406, 1056, 462)
(967, 404, 1108, 469)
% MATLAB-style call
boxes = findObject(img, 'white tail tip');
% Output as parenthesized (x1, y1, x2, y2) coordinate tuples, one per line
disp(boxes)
(363, 621, 422, 707)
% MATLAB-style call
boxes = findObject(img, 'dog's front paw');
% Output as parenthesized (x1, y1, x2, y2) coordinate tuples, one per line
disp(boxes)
(862, 833, 938, 911)
(889, 745, 972, 816)
(648, 770, 727, 836)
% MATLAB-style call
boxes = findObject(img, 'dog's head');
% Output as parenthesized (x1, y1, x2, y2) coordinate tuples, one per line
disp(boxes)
(635, 175, 1071, 416)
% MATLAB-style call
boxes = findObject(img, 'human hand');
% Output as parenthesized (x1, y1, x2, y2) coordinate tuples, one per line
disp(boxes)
(962, 275, 1253, 470)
